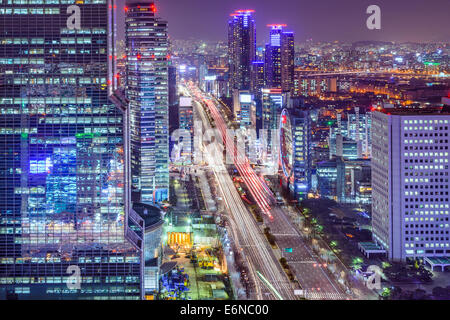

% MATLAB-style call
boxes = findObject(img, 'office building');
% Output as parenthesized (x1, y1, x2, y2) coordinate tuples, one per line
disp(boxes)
(227, 10, 256, 92)
(177, 96, 194, 164)
(316, 157, 346, 202)
(261, 88, 287, 164)
(371, 108, 450, 261)
(126, 0, 169, 203)
(347, 107, 372, 158)
(0, 1, 142, 299)
(280, 101, 311, 200)
(250, 61, 265, 99)
(233, 90, 256, 130)
(168, 64, 177, 107)
(264, 25, 294, 93)
(132, 203, 164, 298)
(293, 74, 337, 98)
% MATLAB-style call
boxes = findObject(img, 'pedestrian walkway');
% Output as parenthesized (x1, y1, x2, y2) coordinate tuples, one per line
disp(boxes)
(305, 291, 350, 300)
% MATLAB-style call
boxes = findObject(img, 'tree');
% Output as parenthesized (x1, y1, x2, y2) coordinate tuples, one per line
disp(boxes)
(381, 287, 391, 299)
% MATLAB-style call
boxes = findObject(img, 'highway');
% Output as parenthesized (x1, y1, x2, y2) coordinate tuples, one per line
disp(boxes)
(185, 83, 351, 300)
(268, 206, 349, 299)
(189, 86, 275, 218)
(186, 84, 297, 300)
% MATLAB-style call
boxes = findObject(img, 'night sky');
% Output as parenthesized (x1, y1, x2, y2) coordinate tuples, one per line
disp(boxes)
(117, 0, 450, 43)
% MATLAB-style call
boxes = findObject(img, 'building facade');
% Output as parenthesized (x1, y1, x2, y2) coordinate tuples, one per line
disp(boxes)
(233, 90, 256, 130)
(177, 96, 194, 164)
(261, 88, 286, 165)
(250, 61, 265, 99)
(126, 0, 169, 204)
(227, 10, 256, 93)
(282, 103, 311, 200)
(264, 25, 294, 93)
(371, 109, 450, 261)
(0, 0, 142, 299)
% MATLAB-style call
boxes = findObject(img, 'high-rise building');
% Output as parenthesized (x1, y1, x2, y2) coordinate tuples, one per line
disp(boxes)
(371, 108, 450, 261)
(250, 61, 265, 99)
(177, 96, 194, 164)
(0, 1, 142, 299)
(280, 101, 311, 200)
(228, 10, 256, 93)
(168, 64, 177, 107)
(261, 88, 286, 164)
(232, 90, 256, 130)
(347, 107, 372, 158)
(328, 108, 371, 159)
(265, 25, 294, 93)
(293, 73, 337, 97)
(280, 31, 294, 93)
(316, 157, 346, 202)
(126, 0, 169, 204)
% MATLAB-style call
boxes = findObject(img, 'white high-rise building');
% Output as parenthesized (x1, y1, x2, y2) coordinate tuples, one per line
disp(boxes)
(371, 109, 450, 261)
(178, 97, 194, 164)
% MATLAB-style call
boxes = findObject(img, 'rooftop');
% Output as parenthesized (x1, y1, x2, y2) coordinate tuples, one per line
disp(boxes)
(373, 106, 450, 116)
(132, 202, 164, 230)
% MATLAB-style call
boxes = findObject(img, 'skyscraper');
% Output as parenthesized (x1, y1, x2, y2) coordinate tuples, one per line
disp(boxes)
(177, 96, 194, 164)
(250, 60, 265, 99)
(228, 10, 256, 93)
(347, 107, 372, 158)
(288, 101, 311, 200)
(125, 0, 169, 204)
(371, 108, 450, 261)
(261, 88, 287, 166)
(265, 25, 294, 93)
(0, 1, 141, 299)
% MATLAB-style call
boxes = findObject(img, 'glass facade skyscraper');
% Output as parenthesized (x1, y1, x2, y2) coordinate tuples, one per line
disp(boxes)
(265, 25, 294, 93)
(125, 0, 169, 204)
(228, 10, 256, 92)
(0, 0, 141, 299)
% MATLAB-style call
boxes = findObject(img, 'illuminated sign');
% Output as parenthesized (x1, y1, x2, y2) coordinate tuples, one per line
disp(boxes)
(240, 94, 252, 103)
(179, 97, 192, 107)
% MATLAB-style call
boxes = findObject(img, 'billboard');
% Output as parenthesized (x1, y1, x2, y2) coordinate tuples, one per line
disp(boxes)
(179, 97, 192, 107)
(239, 93, 252, 103)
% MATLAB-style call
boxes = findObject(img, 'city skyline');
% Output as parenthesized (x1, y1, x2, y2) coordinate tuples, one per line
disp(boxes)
(116, 0, 450, 43)
(0, 0, 448, 302)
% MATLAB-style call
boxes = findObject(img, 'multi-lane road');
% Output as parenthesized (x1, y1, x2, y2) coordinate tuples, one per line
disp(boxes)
(184, 83, 353, 300)
(187, 85, 297, 300)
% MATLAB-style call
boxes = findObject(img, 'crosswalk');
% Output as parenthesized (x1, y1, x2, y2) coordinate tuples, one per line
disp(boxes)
(304, 292, 350, 300)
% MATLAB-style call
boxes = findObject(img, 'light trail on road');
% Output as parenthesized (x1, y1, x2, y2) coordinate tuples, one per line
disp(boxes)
(186, 83, 352, 300)
(188, 83, 276, 219)
(188, 85, 297, 300)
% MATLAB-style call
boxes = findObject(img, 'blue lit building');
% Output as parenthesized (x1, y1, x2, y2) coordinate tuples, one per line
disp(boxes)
(132, 203, 164, 297)
(329, 108, 372, 159)
(279, 98, 311, 201)
(0, 1, 142, 299)
(251, 61, 265, 98)
(233, 90, 256, 130)
(228, 10, 256, 92)
(264, 25, 294, 93)
(177, 96, 194, 164)
(261, 88, 285, 165)
(126, 0, 169, 204)
(290, 107, 311, 200)
(316, 157, 346, 202)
